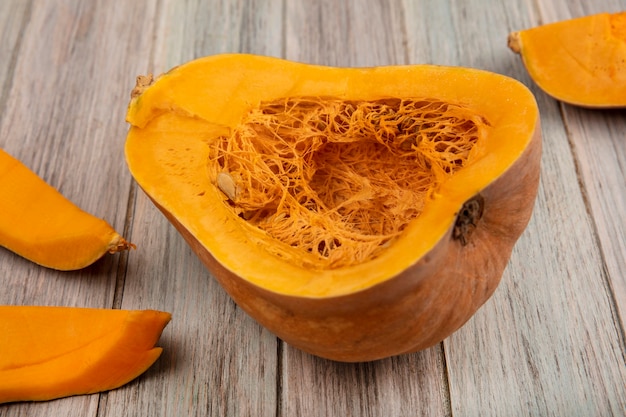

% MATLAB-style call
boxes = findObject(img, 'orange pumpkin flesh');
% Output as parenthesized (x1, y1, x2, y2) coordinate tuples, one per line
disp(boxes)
(509, 12, 626, 108)
(0, 148, 133, 270)
(0, 306, 171, 403)
(125, 54, 541, 362)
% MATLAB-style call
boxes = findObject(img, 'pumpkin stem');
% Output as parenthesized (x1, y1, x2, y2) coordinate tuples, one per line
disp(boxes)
(130, 74, 155, 99)
(108, 236, 136, 254)
(453, 194, 485, 246)
(507, 32, 522, 54)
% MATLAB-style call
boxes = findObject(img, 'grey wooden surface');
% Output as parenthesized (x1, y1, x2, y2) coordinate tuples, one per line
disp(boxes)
(1, 0, 625, 416)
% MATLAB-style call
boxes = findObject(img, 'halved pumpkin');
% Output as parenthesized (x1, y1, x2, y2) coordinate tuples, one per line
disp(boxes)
(125, 54, 541, 362)
(509, 12, 626, 107)
(0, 148, 133, 270)
(0, 306, 171, 403)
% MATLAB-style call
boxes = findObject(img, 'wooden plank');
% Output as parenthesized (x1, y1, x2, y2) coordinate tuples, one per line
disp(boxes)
(0, 0, 160, 415)
(428, 0, 626, 415)
(0, 0, 31, 117)
(285, 0, 408, 66)
(98, 1, 284, 416)
(0, 398, 99, 417)
(150, 0, 284, 75)
(281, 1, 451, 416)
(282, 347, 450, 417)
(561, 107, 626, 329)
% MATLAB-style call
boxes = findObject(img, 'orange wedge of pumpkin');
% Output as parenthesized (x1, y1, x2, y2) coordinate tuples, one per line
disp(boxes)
(0, 306, 171, 403)
(0, 148, 134, 270)
(508, 12, 626, 107)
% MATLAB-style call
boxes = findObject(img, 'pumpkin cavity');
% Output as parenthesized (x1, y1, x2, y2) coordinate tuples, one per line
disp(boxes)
(209, 97, 488, 269)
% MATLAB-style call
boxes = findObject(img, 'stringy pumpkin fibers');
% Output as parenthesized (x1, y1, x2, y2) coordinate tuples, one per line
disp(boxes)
(209, 97, 488, 269)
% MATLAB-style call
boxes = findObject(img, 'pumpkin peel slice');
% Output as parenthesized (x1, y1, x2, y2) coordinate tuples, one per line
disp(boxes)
(509, 12, 626, 107)
(0, 148, 134, 270)
(0, 306, 171, 403)
(125, 54, 541, 361)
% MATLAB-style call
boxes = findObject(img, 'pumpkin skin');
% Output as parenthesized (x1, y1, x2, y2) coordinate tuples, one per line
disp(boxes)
(508, 12, 626, 108)
(0, 306, 171, 403)
(125, 54, 541, 362)
(0, 148, 133, 270)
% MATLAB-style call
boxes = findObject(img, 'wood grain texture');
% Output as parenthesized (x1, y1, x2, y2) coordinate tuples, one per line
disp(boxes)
(562, 107, 626, 327)
(1, 0, 625, 416)
(0, 0, 31, 117)
(282, 346, 450, 417)
(285, 0, 408, 67)
(152, 0, 284, 73)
